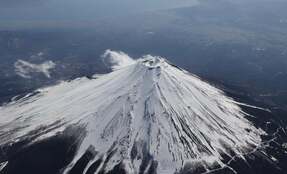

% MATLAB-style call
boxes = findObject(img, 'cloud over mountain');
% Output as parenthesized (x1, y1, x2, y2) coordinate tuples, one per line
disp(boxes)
(102, 49, 135, 70)
(14, 59, 56, 79)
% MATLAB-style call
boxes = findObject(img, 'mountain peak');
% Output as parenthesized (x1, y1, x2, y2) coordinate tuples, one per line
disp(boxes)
(0, 55, 264, 174)
(138, 56, 167, 68)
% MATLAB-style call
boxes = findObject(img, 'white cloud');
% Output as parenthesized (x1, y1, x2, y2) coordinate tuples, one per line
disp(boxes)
(102, 49, 135, 70)
(14, 59, 56, 79)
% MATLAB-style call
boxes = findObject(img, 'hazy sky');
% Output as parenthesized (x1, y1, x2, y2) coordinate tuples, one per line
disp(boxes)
(0, 0, 199, 20)
(0, 0, 283, 30)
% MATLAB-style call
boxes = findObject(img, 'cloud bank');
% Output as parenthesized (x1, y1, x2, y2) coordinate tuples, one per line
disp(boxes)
(102, 49, 135, 70)
(14, 59, 56, 79)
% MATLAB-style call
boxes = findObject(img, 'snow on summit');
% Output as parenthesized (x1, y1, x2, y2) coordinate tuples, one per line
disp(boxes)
(0, 51, 264, 174)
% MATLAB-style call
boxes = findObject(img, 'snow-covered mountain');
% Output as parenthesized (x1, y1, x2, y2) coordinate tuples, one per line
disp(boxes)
(0, 53, 265, 174)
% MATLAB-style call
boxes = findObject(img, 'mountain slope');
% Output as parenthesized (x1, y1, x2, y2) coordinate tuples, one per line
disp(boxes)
(0, 56, 264, 174)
